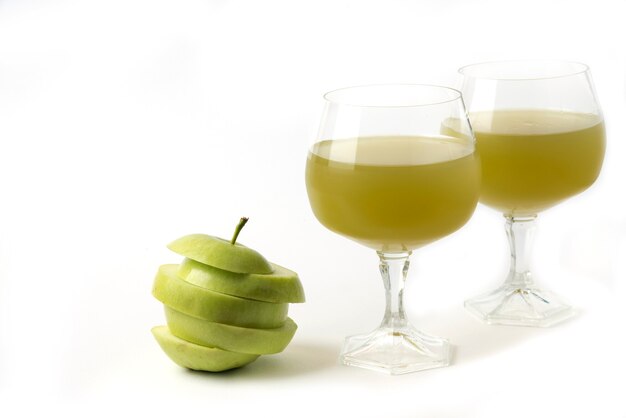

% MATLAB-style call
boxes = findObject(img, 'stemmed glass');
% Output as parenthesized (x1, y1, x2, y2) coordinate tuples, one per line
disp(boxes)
(305, 84, 480, 374)
(459, 61, 605, 327)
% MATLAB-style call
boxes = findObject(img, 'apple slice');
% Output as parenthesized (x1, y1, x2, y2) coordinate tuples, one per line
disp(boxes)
(151, 326, 259, 372)
(167, 233, 273, 274)
(177, 258, 305, 303)
(152, 264, 288, 328)
(167, 219, 274, 276)
(165, 306, 297, 355)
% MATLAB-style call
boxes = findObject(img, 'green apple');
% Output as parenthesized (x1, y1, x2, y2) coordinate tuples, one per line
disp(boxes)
(151, 326, 259, 372)
(165, 306, 297, 355)
(152, 264, 288, 328)
(167, 218, 273, 274)
(177, 258, 305, 303)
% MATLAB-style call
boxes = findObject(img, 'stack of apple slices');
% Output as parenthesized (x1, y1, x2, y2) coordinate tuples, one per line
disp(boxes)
(151, 218, 305, 372)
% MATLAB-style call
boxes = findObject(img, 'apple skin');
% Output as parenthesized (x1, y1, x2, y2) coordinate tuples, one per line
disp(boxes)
(151, 326, 259, 372)
(177, 258, 305, 303)
(152, 264, 288, 328)
(165, 306, 297, 355)
(167, 234, 273, 274)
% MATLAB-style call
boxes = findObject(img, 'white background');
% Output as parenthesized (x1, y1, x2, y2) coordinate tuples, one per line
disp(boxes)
(1, 0, 625, 416)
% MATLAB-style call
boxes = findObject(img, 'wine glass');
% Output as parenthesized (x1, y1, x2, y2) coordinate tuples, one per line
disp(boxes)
(305, 84, 480, 374)
(459, 61, 606, 327)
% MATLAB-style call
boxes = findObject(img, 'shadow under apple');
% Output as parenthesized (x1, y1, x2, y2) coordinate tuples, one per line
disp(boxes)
(183, 341, 338, 379)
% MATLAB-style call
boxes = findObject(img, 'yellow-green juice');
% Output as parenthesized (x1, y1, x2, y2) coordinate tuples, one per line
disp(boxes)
(470, 110, 605, 216)
(305, 136, 480, 252)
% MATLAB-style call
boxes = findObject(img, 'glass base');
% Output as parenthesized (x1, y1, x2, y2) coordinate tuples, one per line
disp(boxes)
(464, 284, 576, 327)
(340, 326, 451, 375)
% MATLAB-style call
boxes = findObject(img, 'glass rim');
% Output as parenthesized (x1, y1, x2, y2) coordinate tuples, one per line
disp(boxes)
(322, 83, 463, 108)
(458, 60, 590, 81)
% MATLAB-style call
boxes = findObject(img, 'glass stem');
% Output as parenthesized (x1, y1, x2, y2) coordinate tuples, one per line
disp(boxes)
(504, 215, 537, 289)
(377, 251, 412, 330)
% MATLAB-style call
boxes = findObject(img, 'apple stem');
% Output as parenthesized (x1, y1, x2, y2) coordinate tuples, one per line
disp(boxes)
(230, 217, 249, 245)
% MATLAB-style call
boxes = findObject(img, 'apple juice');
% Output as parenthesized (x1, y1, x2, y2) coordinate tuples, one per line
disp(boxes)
(470, 109, 605, 216)
(305, 135, 480, 252)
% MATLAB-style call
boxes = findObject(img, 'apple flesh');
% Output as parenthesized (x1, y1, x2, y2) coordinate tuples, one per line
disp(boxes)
(177, 258, 305, 303)
(152, 264, 288, 328)
(151, 326, 259, 372)
(165, 306, 298, 355)
(167, 233, 273, 274)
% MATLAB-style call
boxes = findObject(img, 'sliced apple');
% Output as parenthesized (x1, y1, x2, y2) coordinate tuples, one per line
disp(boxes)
(151, 326, 259, 372)
(152, 264, 288, 328)
(165, 306, 297, 355)
(177, 258, 305, 303)
(167, 233, 273, 274)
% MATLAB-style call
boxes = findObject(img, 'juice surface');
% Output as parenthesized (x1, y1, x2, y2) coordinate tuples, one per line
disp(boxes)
(470, 110, 605, 216)
(305, 136, 480, 252)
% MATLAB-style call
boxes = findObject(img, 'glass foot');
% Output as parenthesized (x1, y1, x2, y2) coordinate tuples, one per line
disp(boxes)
(340, 326, 451, 375)
(464, 285, 576, 327)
